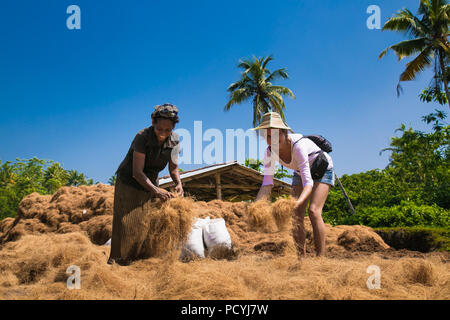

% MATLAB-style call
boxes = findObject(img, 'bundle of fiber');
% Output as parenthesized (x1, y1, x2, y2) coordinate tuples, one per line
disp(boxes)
(271, 198, 295, 231)
(0, 219, 51, 244)
(48, 184, 113, 224)
(17, 193, 53, 220)
(246, 200, 276, 233)
(56, 222, 82, 234)
(0, 218, 15, 234)
(140, 197, 197, 258)
(79, 215, 113, 245)
(333, 225, 390, 252)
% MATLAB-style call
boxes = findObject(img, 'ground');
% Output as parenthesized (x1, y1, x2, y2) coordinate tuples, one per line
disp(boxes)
(0, 185, 448, 300)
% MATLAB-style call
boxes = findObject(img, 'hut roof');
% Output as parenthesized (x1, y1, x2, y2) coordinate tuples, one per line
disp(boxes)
(159, 161, 291, 201)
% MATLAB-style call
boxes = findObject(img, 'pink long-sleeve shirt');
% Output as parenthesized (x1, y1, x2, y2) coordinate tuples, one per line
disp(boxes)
(262, 134, 333, 187)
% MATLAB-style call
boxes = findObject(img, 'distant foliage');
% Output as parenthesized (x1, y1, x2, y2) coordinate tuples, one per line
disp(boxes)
(0, 158, 94, 220)
(342, 202, 449, 228)
(108, 175, 116, 186)
(244, 158, 293, 179)
(324, 120, 449, 227)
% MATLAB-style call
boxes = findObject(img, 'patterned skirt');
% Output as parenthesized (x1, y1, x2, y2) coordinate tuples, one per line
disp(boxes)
(108, 176, 155, 265)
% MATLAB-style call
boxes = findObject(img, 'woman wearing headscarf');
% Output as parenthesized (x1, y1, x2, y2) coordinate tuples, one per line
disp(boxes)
(108, 103, 183, 265)
(254, 112, 334, 258)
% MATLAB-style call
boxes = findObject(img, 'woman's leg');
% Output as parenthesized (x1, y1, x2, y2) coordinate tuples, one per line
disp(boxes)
(291, 185, 310, 257)
(308, 182, 331, 256)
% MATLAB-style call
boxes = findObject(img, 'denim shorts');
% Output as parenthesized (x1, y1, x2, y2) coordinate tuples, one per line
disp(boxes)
(292, 168, 335, 187)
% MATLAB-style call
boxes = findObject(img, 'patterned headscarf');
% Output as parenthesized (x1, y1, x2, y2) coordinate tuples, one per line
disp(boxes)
(151, 103, 179, 123)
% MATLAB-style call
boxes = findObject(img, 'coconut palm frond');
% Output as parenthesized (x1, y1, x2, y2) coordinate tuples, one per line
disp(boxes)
(399, 47, 434, 82)
(266, 68, 289, 82)
(381, 0, 450, 108)
(224, 88, 253, 111)
(261, 55, 274, 69)
(269, 85, 296, 99)
(382, 9, 428, 37)
(387, 38, 429, 61)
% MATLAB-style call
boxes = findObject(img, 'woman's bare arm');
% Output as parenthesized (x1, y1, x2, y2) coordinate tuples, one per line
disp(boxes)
(132, 151, 173, 200)
(294, 185, 313, 208)
(169, 159, 183, 196)
(256, 184, 273, 201)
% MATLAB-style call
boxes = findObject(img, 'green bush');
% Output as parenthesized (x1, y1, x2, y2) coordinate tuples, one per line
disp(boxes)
(334, 202, 449, 228)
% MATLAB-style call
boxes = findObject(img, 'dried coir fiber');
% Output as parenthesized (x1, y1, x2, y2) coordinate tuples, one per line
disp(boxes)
(0, 184, 449, 300)
(271, 198, 295, 231)
(140, 197, 197, 259)
(246, 200, 276, 233)
(79, 215, 113, 245)
(0, 184, 114, 245)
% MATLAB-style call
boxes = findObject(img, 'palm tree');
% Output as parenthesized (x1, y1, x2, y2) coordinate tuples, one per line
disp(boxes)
(379, 0, 450, 110)
(108, 175, 116, 186)
(66, 170, 89, 186)
(225, 55, 295, 127)
(43, 162, 70, 193)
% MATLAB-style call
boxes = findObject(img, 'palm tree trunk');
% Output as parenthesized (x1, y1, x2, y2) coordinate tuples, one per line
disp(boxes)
(438, 50, 450, 110)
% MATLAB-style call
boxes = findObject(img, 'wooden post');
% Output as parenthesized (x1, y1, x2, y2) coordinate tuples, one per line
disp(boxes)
(334, 173, 355, 215)
(215, 173, 222, 200)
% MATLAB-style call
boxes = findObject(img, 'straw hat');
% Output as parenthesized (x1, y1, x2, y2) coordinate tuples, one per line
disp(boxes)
(252, 112, 293, 133)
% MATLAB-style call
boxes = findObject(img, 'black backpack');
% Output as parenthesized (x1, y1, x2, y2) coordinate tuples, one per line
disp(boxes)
(301, 135, 332, 153)
(293, 135, 333, 180)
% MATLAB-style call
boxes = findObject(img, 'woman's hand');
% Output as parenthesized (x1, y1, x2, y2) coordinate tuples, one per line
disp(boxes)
(293, 185, 313, 211)
(155, 188, 175, 201)
(174, 183, 184, 197)
(293, 199, 305, 212)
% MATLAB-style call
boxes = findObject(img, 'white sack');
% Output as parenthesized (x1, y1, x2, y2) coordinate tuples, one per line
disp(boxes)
(203, 218, 232, 250)
(180, 217, 210, 260)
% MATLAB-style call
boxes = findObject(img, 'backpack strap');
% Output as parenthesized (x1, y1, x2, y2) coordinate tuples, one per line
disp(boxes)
(292, 137, 321, 156)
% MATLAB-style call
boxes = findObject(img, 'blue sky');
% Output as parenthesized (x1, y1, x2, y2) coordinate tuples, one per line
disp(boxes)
(0, 0, 440, 183)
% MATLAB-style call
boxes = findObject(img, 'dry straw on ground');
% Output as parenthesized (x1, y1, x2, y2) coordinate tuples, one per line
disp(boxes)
(0, 184, 448, 300)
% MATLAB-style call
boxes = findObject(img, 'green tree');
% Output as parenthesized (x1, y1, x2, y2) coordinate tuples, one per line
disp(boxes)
(225, 55, 295, 126)
(0, 158, 95, 220)
(420, 87, 448, 105)
(323, 115, 449, 226)
(244, 158, 293, 180)
(379, 0, 450, 110)
(381, 122, 449, 208)
(108, 175, 116, 186)
(419, 83, 448, 130)
(67, 170, 93, 187)
(43, 162, 70, 194)
(244, 158, 263, 172)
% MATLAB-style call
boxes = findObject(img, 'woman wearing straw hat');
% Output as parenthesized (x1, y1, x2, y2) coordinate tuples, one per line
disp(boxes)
(108, 103, 183, 265)
(254, 112, 334, 257)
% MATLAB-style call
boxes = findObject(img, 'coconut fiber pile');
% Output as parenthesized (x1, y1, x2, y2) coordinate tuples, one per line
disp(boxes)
(0, 184, 448, 300)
